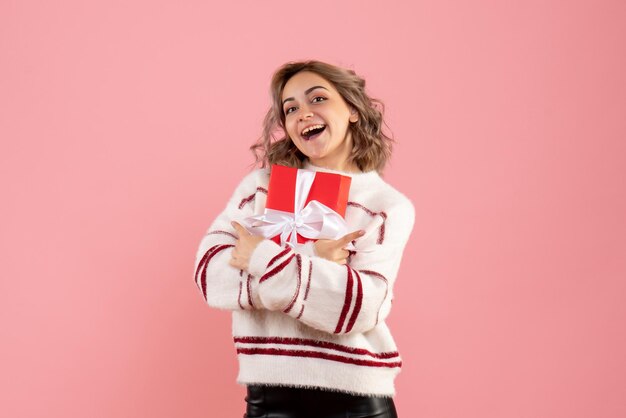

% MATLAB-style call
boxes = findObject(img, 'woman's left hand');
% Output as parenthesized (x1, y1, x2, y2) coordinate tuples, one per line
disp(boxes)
(229, 221, 266, 272)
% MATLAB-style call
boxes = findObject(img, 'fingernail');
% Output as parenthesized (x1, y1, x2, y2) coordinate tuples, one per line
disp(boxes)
(359, 230, 365, 235)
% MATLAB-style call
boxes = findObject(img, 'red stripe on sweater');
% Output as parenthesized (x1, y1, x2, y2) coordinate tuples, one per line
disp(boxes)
(303, 259, 313, 300)
(197, 244, 234, 300)
(334, 266, 354, 334)
(260, 253, 295, 283)
(246, 274, 255, 309)
(201, 244, 234, 299)
(206, 230, 238, 240)
(347, 202, 387, 244)
(378, 213, 387, 245)
(296, 260, 313, 319)
(194, 246, 214, 287)
(283, 254, 302, 313)
(237, 281, 245, 310)
(359, 269, 389, 325)
(236, 347, 401, 368)
(194, 245, 227, 299)
(345, 268, 363, 333)
(233, 336, 400, 359)
(238, 187, 268, 210)
(358, 269, 388, 284)
(267, 247, 291, 269)
(296, 304, 305, 319)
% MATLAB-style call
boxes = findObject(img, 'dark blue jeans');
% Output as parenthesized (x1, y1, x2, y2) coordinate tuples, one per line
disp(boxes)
(244, 384, 398, 418)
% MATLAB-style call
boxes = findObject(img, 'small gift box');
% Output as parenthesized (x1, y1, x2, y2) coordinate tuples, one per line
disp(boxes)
(242, 164, 352, 249)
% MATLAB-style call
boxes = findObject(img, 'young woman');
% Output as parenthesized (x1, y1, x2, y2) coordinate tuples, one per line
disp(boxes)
(194, 60, 415, 418)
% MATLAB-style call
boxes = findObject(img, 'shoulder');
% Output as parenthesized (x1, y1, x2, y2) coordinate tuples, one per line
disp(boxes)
(382, 181, 415, 236)
(362, 175, 415, 220)
(349, 174, 415, 246)
(232, 167, 271, 192)
(372, 178, 416, 245)
(242, 166, 271, 184)
(224, 167, 271, 209)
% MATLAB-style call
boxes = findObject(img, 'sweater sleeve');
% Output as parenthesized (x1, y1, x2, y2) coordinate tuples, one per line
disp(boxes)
(246, 198, 416, 335)
(193, 169, 266, 311)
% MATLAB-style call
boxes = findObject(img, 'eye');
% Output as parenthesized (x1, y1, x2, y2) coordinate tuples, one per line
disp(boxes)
(284, 96, 326, 115)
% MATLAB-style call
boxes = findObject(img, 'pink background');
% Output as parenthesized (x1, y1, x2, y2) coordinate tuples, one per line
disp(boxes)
(1, 1, 625, 417)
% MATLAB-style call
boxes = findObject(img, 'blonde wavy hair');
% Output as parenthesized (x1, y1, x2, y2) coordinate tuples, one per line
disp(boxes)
(249, 60, 394, 174)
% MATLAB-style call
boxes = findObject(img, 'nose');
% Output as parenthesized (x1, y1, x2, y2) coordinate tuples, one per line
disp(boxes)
(298, 104, 313, 121)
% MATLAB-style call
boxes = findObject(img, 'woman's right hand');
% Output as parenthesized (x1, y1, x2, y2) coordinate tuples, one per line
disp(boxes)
(313, 230, 365, 265)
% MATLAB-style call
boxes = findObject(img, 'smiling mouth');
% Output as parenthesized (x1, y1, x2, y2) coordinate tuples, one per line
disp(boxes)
(302, 125, 326, 141)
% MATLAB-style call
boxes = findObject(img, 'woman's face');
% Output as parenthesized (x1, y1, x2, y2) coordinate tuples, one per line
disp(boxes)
(281, 71, 359, 171)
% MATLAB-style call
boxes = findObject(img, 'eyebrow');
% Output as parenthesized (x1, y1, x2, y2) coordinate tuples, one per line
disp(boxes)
(282, 85, 329, 106)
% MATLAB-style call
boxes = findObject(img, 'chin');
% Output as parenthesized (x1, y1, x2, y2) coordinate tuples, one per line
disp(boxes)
(303, 151, 326, 160)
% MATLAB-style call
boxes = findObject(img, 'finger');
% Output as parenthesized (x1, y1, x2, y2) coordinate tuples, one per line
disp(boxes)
(334, 249, 350, 261)
(231, 221, 250, 236)
(338, 230, 365, 246)
(229, 252, 243, 269)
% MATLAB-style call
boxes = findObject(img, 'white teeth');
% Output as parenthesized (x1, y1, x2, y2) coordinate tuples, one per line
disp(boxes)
(301, 124, 325, 136)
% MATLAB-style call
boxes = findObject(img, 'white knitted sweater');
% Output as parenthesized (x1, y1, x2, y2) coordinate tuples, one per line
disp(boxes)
(194, 160, 415, 397)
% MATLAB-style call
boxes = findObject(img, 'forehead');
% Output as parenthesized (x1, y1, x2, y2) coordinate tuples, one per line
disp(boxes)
(281, 71, 335, 99)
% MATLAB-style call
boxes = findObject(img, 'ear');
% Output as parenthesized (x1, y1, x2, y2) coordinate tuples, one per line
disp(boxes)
(349, 107, 359, 123)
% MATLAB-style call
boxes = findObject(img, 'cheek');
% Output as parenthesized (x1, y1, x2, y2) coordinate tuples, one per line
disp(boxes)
(285, 121, 299, 139)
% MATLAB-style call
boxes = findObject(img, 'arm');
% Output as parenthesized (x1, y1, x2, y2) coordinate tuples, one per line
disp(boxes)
(193, 170, 266, 311)
(246, 199, 416, 335)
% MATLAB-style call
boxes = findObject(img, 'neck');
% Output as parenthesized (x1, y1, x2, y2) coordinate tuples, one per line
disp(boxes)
(303, 160, 378, 180)
(307, 159, 361, 174)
